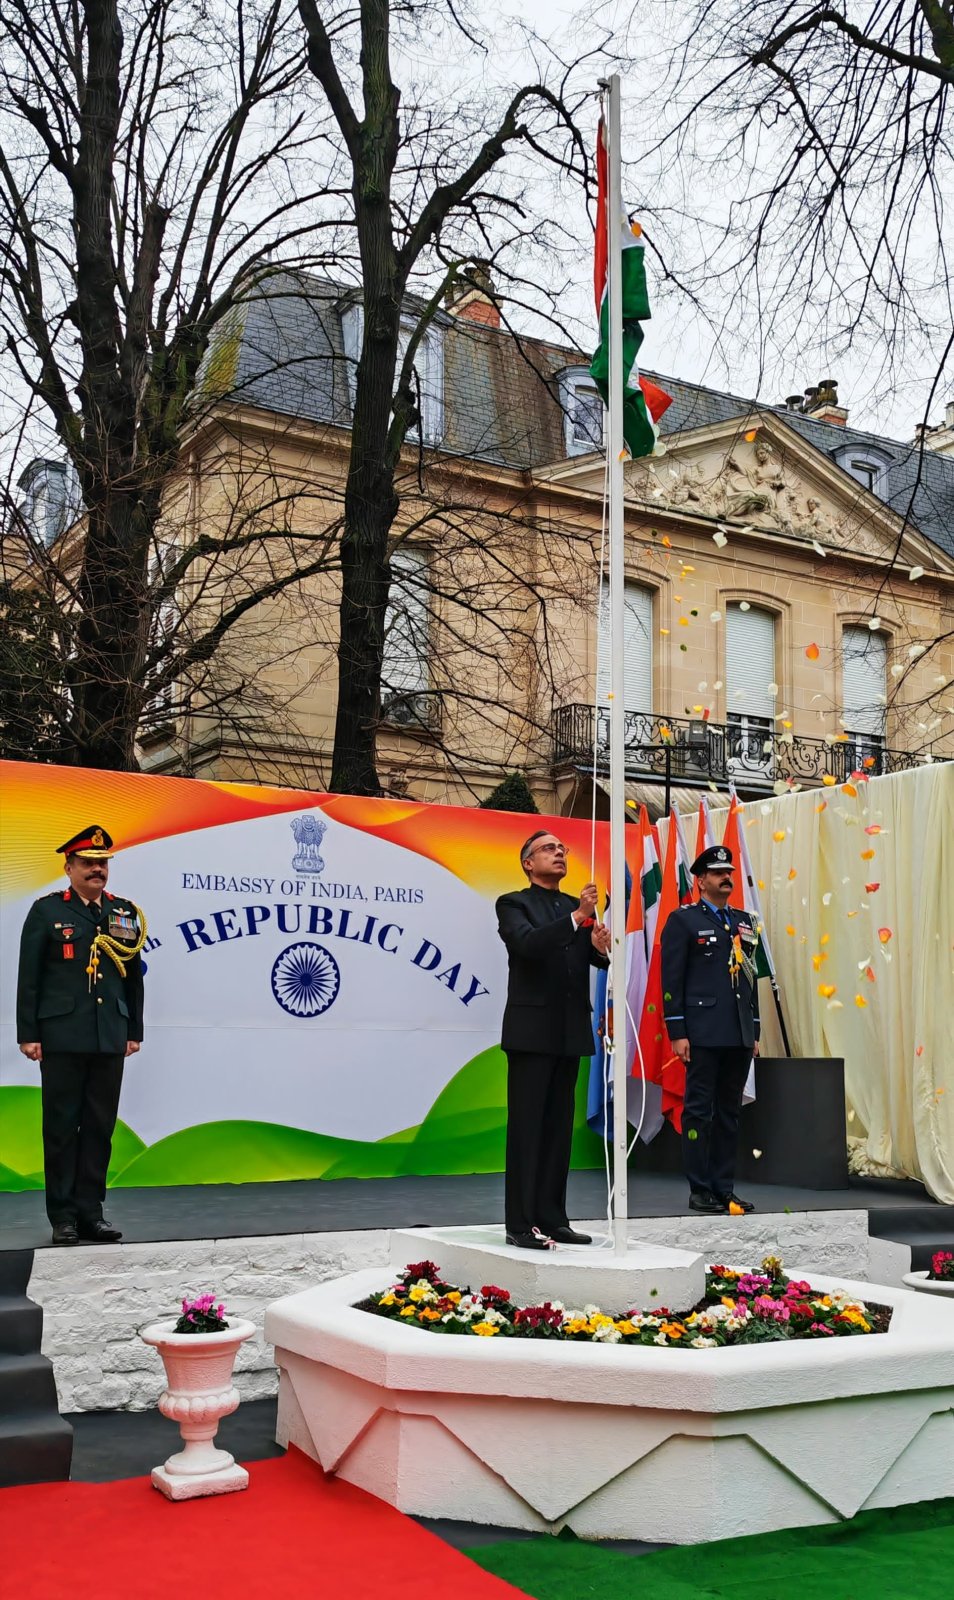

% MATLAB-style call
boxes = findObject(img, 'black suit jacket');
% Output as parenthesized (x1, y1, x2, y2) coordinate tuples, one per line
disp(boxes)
(496, 884, 608, 1057)
(660, 901, 760, 1051)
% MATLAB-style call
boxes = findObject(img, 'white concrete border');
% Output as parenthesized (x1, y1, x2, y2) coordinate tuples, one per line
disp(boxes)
(267, 1267, 954, 1545)
(26, 1207, 875, 1411)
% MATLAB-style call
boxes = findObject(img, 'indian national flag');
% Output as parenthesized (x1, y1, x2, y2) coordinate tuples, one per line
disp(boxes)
(633, 808, 685, 1130)
(589, 116, 672, 459)
(721, 789, 776, 981)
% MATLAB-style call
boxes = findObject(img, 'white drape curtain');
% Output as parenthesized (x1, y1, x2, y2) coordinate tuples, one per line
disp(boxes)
(656, 764, 954, 1201)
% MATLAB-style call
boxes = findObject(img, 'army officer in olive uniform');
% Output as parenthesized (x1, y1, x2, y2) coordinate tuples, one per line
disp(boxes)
(16, 826, 146, 1245)
(661, 843, 759, 1216)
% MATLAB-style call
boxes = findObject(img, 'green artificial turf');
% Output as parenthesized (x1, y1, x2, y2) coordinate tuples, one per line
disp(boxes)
(466, 1497, 954, 1600)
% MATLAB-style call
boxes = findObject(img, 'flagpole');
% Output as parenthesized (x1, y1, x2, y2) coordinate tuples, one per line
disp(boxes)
(601, 74, 629, 1255)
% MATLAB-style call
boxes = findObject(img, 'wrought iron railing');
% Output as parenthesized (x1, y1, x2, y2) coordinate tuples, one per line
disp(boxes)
(551, 705, 949, 790)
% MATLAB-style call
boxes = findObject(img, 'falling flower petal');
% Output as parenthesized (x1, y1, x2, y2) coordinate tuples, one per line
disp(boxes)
(766, 682, 779, 697)
(679, 616, 689, 626)
(909, 566, 925, 581)
(773, 830, 786, 842)
(712, 531, 728, 549)
(916, 1045, 924, 1057)
(864, 824, 885, 835)
(865, 882, 880, 894)
(805, 642, 820, 660)
(820, 933, 830, 946)
(857, 957, 871, 970)
(772, 777, 788, 792)
(752, 1149, 762, 1159)
(757, 879, 765, 890)
(818, 984, 837, 999)
(728, 1201, 746, 1215)
(739, 600, 750, 611)
(785, 924, 796, 936)
(861, 848, 875, 860)
(865, 966, 876, 982)
(698, 681, 708, 691)
(847, 1108, 855, 1122)
(815, 800, 827, 813)
(788, 868, 797, 880)
(868, 617, 881, 630)
(890, 663, 905, 677)
(822, 893, 833, 906)
(660, 627, 670, 635)
(909, 643, 926, 658)
(812, 540, 827, 557)
(744, 429, 758, 442)
(842, 782, 858, 797)
(878, 927, 892, 944)
(811, 954, 825, 971)
(828, 1000, 844, 1010)
(854, 995, 867, 1008)
(822, 774, 836, 786)
(710, 610, 723, 622)
(714, 680, 723, 690)
(660, 534, 672, 548)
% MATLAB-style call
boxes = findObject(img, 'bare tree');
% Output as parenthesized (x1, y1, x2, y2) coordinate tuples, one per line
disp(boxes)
(0, 0, 600, 789)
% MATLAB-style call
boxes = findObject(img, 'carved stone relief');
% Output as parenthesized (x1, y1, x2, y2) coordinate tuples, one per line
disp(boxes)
(626, 437, 884, 556)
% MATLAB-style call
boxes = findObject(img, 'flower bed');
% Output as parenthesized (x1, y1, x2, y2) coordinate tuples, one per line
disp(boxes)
(929, 1251, 954, 1282)
(357, 1256, 891, 1347)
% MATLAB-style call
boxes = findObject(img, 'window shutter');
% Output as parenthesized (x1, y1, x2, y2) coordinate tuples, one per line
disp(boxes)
(597, 580, 653, 712)
(383, 548, 428, 696)
(726, 605, 776, 716)
(842, 627, 886, 735)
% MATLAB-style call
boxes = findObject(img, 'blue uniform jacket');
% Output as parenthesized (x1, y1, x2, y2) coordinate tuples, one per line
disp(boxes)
(660, 901, 761, 1051)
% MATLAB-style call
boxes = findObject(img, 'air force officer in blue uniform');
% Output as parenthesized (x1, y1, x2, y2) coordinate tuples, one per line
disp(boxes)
(661, 843, 759, 1215)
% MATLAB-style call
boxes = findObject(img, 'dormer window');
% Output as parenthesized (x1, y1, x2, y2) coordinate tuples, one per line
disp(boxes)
(340, 302, 444, 445)
(833, 444, 893, 495)
(559, 368, 603, 457)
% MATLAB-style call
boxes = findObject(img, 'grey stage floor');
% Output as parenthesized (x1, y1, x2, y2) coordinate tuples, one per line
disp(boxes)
(0, 1166, 940, 1252)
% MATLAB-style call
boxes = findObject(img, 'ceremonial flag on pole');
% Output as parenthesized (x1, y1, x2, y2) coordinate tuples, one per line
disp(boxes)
(632, 809, 685, 1130)
(672, 806, 694, 905)
(694, 796, 716, 884)
(590, 117, 672, 459)
(726, 785, 777, 981)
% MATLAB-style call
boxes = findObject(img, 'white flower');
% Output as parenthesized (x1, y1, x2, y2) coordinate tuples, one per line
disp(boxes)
(591, 1322, 622, 1343)
(654, 1331, 669, 1345)
(691, 1336, 717, 1348)
(583, 1304, 602, 1318)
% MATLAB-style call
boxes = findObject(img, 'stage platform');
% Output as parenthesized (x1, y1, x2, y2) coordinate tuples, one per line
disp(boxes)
(0, 1167, 946, 1253)
(3, 1168, 953, 1417)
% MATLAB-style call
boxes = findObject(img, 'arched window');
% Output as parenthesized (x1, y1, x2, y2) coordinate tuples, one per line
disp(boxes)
(832, 444, 893, 495)
(559, 369, 603, 456)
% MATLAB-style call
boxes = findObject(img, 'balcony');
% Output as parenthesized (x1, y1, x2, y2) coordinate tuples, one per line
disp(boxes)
(552, 705, 948, 792)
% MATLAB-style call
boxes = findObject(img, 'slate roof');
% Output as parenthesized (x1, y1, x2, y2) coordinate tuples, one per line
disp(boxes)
(201, 272, 954, 560)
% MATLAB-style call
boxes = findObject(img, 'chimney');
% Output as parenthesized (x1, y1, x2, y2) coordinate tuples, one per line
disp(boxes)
(784, 393, 805, 413)
(445, 260, 501, 329)
(804, 377, 847, 427)
(917, 400, 954, 456)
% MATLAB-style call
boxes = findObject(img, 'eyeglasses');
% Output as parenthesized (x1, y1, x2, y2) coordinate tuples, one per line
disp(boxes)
(527, 841, 570, 858)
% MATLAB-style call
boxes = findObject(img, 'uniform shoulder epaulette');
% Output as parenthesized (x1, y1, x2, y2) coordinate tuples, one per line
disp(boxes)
(105, 890, 115, 900)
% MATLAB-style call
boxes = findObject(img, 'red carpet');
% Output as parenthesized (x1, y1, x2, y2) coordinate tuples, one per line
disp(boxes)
(0, 1448, 529, 1599)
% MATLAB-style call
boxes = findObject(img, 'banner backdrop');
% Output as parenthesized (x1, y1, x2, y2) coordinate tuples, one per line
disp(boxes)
(0, 762, 618, 1190)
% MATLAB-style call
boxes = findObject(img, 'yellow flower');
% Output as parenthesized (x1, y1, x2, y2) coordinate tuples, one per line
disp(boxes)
(378, 1292, 397, 1306)
(400, 1306, 416, 1317)
(471, 1321, 499, 1337)
(408, 1284, 434, 1303)
(588, 1313, 615, 1329)
(445, 1290, 462, 1304)
(615, 1320, 637, 1335)
(660, 1322, 685, 1339)
(565, 1317, 588, 1334)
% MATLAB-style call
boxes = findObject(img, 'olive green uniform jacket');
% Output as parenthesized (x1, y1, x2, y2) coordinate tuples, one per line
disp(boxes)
(16, 889, 145, 1054)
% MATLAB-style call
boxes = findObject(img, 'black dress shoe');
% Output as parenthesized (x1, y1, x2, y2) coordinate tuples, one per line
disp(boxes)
(719, 1192, 756, 1213)
(505, 1229, 554, 1250)
(688, 1190, 727, 1215)
(77, 1219, 123, 1243)
(51, 1221, 79, 1246)
(547, 1226, 593, 1245)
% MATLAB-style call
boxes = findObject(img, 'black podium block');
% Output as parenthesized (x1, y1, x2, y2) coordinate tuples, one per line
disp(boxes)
(736, 1057, 848, 1190)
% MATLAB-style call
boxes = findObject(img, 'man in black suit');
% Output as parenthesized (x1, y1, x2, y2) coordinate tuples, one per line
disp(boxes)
(496, 830, 610, 1249)
(661, 843, 759, 1216)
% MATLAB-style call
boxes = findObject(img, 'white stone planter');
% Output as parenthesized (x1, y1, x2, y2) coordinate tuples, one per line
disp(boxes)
(140, 1316, 256, 1500)
(902, 1271, 954, 1298)
(266, 1269, 954, 1545)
